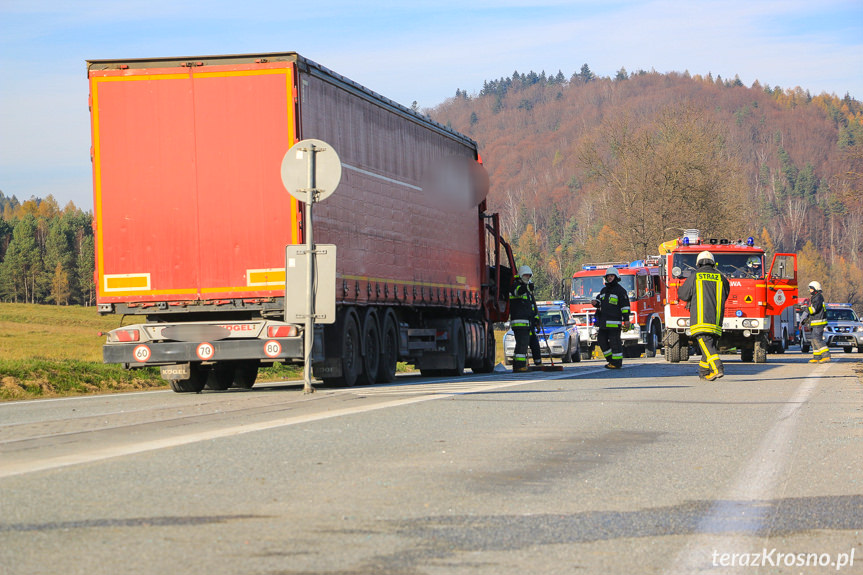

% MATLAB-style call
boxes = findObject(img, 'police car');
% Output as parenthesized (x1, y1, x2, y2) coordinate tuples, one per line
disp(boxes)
(800, 303, 863, 353)
(503, 301, 581, 364)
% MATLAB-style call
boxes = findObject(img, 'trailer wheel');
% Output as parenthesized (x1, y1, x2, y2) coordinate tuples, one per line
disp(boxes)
(443, 321, 466, 377)
(170, 364, 207, 393)
(357, 310, 380, 385)
(324, 311, 362, 387)
(232, 361, 259, 389)
(471, 326, 496, 374)
(376, 311, 398, 383)
(205, 365, 233, 391)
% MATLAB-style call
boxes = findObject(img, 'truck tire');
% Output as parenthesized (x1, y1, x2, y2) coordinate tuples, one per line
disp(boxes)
(170, 364, 207, 393)
(754, 338, 768, 363)
(801, 342, 810, 353)
(471, 326, 496, 374)
(323, 310, 362, 387)
(443, 321, 466, 377)
(232, 360, 259, 389)
(664, 331, 684, 363)
(376, 311, 398, 383)
(645, 323, 660, 358)
(357, 310, 381, 385)
(205, 365, 233, 391)
(740, 346, 754, 362)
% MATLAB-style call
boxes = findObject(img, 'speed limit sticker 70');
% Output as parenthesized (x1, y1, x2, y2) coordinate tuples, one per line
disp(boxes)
(196, 342, 215, 361)
(133, 345, 151, 363)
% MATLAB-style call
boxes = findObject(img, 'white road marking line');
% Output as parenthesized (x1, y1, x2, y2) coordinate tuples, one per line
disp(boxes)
(0, 370, 587, 479)
(665, 363, 830, 574)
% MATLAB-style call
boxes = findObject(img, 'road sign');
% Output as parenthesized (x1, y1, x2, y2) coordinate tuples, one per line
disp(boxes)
(280, 139, 342, 203)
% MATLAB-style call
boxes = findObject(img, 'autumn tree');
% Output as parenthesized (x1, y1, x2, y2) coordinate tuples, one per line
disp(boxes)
(580, 105, 750, 260)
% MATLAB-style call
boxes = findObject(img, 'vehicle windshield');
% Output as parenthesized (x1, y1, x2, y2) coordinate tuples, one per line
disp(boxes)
(571, 275, 636, 302)
(826, 309, 858, 321)
(539, 310, 567, 328)
(671, 252, 764, 279)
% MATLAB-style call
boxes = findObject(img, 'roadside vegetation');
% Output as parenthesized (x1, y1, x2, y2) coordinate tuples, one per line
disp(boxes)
(0, 303, 304, 401)
(0, 303, 453, 402)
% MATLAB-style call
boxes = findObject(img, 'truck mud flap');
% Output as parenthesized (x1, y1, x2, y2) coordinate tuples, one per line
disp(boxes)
(104, 338, 303, 366)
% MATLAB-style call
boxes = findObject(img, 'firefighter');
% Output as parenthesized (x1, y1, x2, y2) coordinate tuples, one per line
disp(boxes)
(800, 280, 831, 363)
(509, 265, 540, 373)
(678, 250, 730, 381)
(591, 267, 630, 369)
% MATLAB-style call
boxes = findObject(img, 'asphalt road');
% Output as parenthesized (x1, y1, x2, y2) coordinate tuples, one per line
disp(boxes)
(1, 350, 862, 575)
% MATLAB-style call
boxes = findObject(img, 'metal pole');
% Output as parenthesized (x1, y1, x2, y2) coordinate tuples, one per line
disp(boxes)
(303, 144, 317, 394)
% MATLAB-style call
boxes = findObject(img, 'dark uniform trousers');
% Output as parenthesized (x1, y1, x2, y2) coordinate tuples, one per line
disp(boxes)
(512, 320, 532, 371)
(597, 327, 623, 368)
(810, 325, 831, 361)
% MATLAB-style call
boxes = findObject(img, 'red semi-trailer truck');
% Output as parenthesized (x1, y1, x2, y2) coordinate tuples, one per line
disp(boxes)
(88, 52, 514, 392)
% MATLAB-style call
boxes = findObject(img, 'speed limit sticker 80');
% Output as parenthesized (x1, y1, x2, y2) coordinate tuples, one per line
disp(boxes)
(264, 340, 282, 358)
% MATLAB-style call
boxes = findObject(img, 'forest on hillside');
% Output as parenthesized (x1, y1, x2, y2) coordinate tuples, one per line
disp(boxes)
(432, 66, 863, 307)
(1, 65, 862, 309)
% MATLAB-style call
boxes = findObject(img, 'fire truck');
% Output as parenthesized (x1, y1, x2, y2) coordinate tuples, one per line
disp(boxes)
(568, 259, 665, 359)
(660, 230, 798, 363)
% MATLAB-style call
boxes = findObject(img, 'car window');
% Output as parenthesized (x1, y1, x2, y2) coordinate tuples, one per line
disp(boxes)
(826, 309, 858, 321)
(540, 310, 565, 327)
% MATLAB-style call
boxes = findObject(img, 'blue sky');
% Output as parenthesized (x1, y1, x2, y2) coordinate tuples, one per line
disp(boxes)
(1, 0, 861, 211)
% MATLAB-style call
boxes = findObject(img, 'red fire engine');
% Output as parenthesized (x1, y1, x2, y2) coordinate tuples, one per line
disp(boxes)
(660, 230, 798, 363)
(568, 259, 665, 359)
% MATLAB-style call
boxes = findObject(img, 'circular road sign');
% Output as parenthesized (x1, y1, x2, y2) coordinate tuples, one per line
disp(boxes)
(280, 139, 342, 203)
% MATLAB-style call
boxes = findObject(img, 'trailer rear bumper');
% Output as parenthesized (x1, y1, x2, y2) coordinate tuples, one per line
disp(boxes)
(104, 337, 303, 367)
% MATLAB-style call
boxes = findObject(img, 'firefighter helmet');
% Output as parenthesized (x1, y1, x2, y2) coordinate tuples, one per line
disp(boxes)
(518, 265, 533, 278)
(604, 267, 620, 282)
(696, 251, 715, 266)
(808, 280, 822, 291)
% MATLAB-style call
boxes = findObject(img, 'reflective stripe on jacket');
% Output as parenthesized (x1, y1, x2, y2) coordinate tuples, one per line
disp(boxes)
(807, 291, 827, 326)
(678, 264, 730, 336)
(595, 280, 630, 329)
(509, 279, 539, 324)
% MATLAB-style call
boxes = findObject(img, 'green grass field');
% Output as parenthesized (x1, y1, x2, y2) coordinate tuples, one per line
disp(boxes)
(0, 303, 509, 401)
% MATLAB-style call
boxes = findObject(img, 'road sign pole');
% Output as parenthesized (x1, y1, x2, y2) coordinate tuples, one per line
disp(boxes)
(302, 144, 318, 394)
(281, 138, 341, 396)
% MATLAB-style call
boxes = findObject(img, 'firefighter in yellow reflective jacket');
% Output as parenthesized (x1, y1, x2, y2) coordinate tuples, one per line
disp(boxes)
(678, 251, 730, 381)
(509, 265, 540, 373)
(800, 280, 831, 363)
(591, 267, 631, 369)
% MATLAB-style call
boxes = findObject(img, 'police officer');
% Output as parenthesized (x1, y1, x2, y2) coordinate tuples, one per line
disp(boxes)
(678, 250, 730, 380)
(591, 267, 630, 369)
(509, 265, 540, 373)
(800, 280, 831, 363)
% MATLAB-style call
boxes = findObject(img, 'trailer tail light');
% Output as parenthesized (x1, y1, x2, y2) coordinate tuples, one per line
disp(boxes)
(109, 328, 140, 342)
(267, 325, 298, 338)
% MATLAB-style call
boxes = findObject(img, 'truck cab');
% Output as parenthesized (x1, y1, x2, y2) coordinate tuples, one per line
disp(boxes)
(569, 260, 665, 359)
(661, 229, 798, 363)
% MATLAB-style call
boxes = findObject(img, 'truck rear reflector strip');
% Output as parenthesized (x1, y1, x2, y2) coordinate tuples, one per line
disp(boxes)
(247, 268, 286, 287)
(104, 273, 151, 292)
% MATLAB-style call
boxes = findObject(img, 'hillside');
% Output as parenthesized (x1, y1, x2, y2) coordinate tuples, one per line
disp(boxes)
(429, 70, 863, 306)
